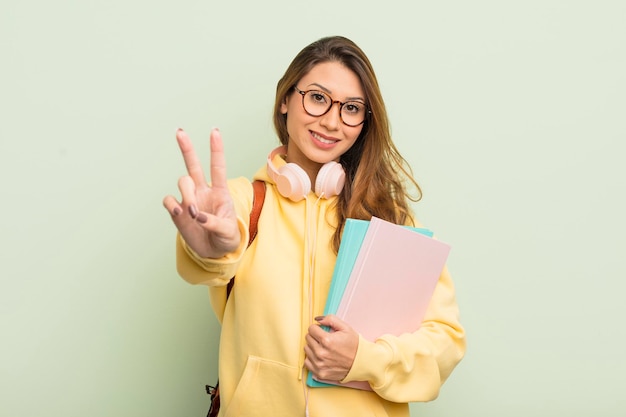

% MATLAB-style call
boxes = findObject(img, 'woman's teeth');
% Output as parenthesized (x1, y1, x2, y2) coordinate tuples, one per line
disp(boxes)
(312, 132, 336, 144)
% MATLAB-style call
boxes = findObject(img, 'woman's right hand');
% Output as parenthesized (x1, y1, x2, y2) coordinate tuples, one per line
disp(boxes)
(162, 128, 241, 259)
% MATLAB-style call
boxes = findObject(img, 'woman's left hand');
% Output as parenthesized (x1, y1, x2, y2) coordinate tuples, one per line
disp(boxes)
(304, 315, 359, 382)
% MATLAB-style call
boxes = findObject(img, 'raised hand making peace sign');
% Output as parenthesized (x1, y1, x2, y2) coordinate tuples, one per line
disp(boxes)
(162, 128, 240, 258)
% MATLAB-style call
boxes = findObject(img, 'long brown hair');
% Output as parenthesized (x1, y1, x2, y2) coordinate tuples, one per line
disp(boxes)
(273, 36, 422, 252)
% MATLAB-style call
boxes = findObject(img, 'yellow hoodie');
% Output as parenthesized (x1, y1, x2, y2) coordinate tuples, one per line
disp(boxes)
(176, 155, 466, 417)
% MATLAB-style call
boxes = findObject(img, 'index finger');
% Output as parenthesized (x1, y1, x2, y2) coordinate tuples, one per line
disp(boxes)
(209, 128, 228, 190)
(176, 128, 207, 188)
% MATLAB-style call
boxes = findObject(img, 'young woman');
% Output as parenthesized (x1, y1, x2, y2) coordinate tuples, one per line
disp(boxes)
(163, 36, 465, 417)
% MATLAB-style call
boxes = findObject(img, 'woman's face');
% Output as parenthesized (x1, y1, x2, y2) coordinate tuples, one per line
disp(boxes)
(280, 61, 365, 176)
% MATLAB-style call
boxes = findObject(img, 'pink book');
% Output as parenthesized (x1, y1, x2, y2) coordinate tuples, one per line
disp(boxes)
(318, 216, 451, 390)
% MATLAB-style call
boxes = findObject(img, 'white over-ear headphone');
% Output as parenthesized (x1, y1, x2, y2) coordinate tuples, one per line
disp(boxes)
(266, 146, 346, 202)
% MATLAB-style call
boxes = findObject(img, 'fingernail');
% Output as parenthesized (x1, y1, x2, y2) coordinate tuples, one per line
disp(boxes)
(177, 128, 184, 132)
(172, 207, 182, 216)
(314, 316, 325, 322)
(196, 213, 208, 224)
(188, 205, 198, 218)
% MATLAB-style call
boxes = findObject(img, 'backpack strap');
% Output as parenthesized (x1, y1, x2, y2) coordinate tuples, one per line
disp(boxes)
(226, 180, 266, 298)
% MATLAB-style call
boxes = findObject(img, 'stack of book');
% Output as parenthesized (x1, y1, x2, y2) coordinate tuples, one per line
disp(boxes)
(307, 216, 451, 390)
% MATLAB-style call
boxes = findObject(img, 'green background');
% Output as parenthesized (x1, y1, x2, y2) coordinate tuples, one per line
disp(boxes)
(2, 1, 625, 416)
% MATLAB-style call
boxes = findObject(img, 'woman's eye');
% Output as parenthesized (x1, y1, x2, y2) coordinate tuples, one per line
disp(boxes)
(344, 103, 362, 114)
(310, 92, 327, 103)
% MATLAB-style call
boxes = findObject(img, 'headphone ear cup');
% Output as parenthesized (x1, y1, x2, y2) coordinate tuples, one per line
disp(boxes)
(315, 161, 346, 198)
(266, 146, 345, 201)
(276, 163, 311, 202)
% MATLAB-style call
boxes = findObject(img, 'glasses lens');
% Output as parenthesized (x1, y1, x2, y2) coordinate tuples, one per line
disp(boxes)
(303, 91, 331, 116)
(341, 102, 366, 127)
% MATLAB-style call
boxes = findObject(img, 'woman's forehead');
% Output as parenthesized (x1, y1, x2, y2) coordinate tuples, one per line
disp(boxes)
(299, 62, 364, 99)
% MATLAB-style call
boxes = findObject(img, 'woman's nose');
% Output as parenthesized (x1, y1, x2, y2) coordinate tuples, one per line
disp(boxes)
(319, 102, 342, 130)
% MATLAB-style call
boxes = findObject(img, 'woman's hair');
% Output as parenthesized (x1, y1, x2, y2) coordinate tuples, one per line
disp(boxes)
(273, 36, 422, 252)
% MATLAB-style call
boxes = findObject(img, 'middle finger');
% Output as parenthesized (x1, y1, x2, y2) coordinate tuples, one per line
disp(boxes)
(176, 128, 208, 189)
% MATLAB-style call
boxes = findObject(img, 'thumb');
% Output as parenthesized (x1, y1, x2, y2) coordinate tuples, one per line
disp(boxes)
(315, 315, 350, 332)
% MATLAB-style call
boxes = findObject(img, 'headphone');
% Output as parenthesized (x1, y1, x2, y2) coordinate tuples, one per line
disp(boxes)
(266, 146, 346, 202)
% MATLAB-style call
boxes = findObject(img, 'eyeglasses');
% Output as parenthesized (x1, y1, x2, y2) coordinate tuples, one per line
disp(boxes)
(294, 86, 369, 127)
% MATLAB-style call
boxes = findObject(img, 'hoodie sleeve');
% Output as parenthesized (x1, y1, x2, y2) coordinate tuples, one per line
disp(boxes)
(341, 265, 466, 402)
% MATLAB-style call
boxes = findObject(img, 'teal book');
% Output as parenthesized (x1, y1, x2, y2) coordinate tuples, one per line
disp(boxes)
(306, 218, 434, 388)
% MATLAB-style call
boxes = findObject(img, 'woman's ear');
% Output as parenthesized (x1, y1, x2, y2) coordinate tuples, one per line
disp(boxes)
(280, 96, 289, 114)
